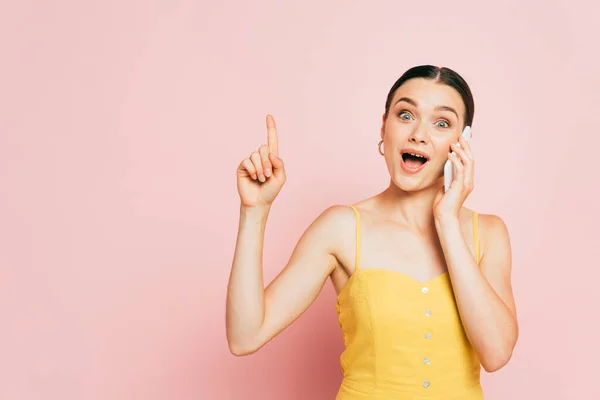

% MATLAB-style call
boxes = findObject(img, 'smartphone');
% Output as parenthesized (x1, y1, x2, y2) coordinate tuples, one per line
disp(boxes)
(444, 126, 471, 192)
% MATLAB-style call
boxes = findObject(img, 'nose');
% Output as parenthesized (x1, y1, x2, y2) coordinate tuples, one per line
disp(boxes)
(408, 127, 429, 144)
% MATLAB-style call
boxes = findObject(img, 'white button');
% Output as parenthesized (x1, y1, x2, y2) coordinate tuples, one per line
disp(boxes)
(421, 287, 429, 294)
(423, 380, 430, 388)
(425, 332, 432, 339)
(425, 309, 432, 317)
(424, 357, 431, 364)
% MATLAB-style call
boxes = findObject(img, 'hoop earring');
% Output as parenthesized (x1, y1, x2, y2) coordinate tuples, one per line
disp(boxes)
(378, 140, 384, 155)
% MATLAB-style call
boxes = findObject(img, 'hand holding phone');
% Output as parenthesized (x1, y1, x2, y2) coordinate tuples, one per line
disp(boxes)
(444, 126, 471, 192)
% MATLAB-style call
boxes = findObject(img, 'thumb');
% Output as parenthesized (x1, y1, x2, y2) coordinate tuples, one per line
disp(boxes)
(269, 152, 285, 177)
(433, 185, 444, 204)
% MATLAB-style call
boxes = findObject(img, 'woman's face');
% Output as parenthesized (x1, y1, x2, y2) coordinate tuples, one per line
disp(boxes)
(381, 78, 467, 192)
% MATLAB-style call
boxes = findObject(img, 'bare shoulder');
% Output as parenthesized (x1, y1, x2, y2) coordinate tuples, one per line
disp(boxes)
(476, 212, 511, 250)
(317, 204, 356, 223)
(316, 204, 365, 285)
(290, 204, 359, 261)
(470, 212, 512, 276)
(460, 207, 511, 260)
(312, 204, 357, 235)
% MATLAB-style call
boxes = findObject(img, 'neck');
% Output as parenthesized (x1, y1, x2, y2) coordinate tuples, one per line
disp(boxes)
(375, 178, 444, 230)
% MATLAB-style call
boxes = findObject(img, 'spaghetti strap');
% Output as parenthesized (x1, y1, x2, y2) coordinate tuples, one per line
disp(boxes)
(349, 205, 361, 271)
(473, 212, 480, 264)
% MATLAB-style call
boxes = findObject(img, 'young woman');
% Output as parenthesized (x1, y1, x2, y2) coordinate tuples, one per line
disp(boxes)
(226, 65, 518, 399)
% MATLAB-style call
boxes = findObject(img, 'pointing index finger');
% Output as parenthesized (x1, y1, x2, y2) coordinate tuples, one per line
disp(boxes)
(266, 114, 279, 156)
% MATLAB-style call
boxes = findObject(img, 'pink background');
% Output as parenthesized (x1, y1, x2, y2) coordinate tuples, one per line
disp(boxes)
(1, 1, 598, 399)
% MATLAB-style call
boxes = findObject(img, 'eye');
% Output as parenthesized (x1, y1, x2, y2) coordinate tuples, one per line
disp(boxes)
(398, 111, 413, 121)
(436, 120, 451, 128)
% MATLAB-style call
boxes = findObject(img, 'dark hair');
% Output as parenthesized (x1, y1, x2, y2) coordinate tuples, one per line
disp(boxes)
(383, 65, 475, 128)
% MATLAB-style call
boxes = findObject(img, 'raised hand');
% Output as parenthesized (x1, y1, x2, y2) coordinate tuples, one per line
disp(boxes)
(236, 115, 287, 208)
(433, 134, 475, 221)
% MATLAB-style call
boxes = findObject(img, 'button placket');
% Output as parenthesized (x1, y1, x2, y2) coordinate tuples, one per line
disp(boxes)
(421, 285, 432, 389)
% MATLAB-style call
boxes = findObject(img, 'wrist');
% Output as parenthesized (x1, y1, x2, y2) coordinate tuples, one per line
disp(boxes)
(240, 203, 271, 219)
(434, 214, 460, 229)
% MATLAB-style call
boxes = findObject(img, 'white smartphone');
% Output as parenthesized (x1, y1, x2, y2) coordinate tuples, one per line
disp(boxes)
(444, 126, 471, 192)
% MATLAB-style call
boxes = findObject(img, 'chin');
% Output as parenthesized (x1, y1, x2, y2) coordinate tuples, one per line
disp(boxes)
(391, 175, 426, 192)
(391, 171, 441, 192)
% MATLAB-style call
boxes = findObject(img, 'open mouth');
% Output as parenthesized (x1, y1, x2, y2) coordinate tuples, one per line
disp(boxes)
(401, 151, 429, 171)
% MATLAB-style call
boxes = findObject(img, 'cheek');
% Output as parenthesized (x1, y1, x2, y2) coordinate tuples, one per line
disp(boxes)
(385, 124, 412, 144)
(436, 136, 455, 152)
(431, 140, 454, 165)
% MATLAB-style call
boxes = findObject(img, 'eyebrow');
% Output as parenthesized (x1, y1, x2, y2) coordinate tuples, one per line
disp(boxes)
(394, 97, 459, 120)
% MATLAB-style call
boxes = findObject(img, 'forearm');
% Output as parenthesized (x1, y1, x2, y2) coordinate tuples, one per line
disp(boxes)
(226, 204, 270, 353)
(435, 217, 518, 371)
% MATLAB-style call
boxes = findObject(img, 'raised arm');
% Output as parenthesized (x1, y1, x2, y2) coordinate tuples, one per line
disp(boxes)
(226, 115, 344, 356)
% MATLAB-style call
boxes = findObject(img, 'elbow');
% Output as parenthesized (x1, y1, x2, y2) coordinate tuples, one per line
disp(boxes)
(228, 343, 255, 357)
(226, 320, 261, 356)
(226, 321, 265, 356)
(481, 322, 519, 372)
(481, 346, 514, 372)
(482, 358, 507, 373)
(227, 336, 261, 357)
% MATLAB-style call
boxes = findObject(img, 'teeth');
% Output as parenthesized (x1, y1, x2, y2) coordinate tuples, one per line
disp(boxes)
(408, 152, 427, 159)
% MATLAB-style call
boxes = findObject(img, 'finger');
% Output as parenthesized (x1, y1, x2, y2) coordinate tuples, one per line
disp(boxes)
(458, 135, 473, 159)
(266, 115, 279, 156)
(458, 140, 474, 191)
(449, 152, 464, 189)
(258, 144, 272, 178)
(453, 141, 474, 191)
(451, 141, 471, 164)
(464, 165, 474, 192)
(250, 152, 265, 182)
(269, 152, 286, 180)
(241, 158, 258, 180)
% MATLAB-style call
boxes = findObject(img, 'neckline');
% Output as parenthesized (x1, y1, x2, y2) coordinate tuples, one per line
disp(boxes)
(336, 268, 449, 303)
(361, 268, 449, 284)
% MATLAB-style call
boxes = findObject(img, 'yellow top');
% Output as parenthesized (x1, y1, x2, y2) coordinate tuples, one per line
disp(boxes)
(335, 205, 484, 399)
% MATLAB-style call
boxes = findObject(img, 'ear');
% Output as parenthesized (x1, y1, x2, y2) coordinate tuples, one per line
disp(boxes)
(380, 113, 386, 140)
